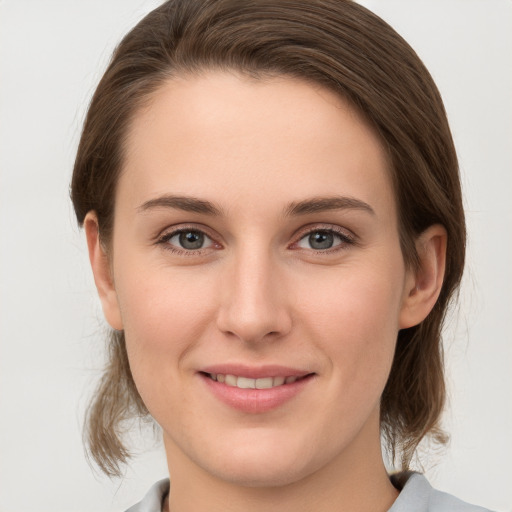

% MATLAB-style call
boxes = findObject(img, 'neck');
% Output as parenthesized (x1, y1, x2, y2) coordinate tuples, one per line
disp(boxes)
(163, 417, 398, 512)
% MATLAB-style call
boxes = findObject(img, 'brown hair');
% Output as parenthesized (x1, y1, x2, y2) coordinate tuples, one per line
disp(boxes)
(71, 0, 465, 477)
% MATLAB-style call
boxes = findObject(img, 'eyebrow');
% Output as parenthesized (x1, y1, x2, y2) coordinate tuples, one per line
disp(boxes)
(284, 196, 375, 217)
(137, 195, 223, 216)
(137, 194, 375, 217)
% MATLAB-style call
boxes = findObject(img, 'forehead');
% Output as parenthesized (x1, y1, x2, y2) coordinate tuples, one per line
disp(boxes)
(119, 72, 395, 220)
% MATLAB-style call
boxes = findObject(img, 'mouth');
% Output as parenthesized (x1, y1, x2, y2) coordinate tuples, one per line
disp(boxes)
(202, 372, 309, 389)
(198, 368, 315, 413)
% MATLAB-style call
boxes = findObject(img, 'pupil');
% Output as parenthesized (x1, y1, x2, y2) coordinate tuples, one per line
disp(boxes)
(179, 231, 204, 250)
(309, 231, 333, 250)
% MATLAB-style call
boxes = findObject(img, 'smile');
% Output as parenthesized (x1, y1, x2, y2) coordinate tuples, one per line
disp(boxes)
(207, 373, 303, 389)
(200, 370, 315, 413)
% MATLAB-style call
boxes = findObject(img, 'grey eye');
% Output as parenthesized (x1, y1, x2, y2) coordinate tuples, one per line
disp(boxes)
(297, 230, 346, 250)
(308, 231, 334, 249)
(168, 230, 212, 250)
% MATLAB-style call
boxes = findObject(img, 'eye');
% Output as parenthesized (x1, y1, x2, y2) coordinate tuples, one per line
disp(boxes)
(296, 228, 354, 251)
(160, 228, 215, 252)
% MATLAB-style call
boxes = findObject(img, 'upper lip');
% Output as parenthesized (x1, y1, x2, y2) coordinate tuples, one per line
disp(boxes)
(199, 364, 313, 379)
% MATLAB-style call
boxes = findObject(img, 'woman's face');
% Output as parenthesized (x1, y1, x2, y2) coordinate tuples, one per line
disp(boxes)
(101, 73, 418, 486)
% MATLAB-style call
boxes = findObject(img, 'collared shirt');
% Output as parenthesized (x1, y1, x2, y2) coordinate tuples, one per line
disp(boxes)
(125, 473, 492, 512)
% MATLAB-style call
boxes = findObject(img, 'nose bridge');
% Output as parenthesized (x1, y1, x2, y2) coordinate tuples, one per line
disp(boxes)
(217, 241, 291, 343)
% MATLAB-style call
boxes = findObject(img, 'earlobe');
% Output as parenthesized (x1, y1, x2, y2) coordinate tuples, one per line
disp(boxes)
(399, 224, 447, 329)
(84, 212, 124, 331)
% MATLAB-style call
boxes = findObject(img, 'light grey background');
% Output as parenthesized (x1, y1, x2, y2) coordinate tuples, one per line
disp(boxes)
(0, 1, 511, 511)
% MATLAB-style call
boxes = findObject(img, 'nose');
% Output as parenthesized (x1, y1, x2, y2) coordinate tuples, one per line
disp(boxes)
(216, 248, 292, 344)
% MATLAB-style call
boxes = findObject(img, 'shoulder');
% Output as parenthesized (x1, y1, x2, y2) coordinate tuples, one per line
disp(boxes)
(124, 474, 493, 512)
(389, 472, 493, 512)
(125, 479, 170, 512)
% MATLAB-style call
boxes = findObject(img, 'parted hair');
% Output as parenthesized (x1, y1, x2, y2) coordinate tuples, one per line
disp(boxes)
(71, 0, 465, 477)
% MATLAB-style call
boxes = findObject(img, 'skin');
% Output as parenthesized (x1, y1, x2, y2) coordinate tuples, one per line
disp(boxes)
(86, 72, 446, 512)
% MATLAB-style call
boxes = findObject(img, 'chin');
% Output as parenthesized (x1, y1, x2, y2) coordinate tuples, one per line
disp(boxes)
(213, 458, 316, 488)
(191, 433, 328, 488)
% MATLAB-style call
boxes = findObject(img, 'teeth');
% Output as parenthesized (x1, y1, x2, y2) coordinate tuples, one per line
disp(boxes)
(209, 373, 303, 389)
(255, 377, 273, 389)
(225, 374, 237, 386)
(237, 376, 255, 389)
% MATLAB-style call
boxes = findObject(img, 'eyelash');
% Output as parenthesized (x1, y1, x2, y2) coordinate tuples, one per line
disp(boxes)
(292, 225, 356, 253)
(155, 224, 356, 256)
(156, 225, 219, 256)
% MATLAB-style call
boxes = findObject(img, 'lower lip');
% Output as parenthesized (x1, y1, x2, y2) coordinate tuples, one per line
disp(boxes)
(200, 373, 314, 414)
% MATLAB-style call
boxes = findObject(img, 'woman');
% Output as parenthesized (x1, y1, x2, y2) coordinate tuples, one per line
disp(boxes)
(71, 1, 492, 511)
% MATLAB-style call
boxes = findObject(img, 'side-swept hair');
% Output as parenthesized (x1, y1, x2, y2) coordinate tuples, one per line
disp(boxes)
(71, 0, 465, 476)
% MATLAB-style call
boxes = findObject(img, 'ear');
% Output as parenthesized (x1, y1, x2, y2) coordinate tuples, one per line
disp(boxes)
(84, 212, 124, 331)
(399, 224, 447, 329)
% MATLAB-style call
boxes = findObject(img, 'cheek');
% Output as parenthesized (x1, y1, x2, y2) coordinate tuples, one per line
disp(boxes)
(117, 259, 213, 340)
(112, 260, 218, 398)
(297, 261, 404, 388)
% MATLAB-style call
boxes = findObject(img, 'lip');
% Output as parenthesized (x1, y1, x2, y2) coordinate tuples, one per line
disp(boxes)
(200, 364, 312, 380)
(198, 364, 315, 414)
